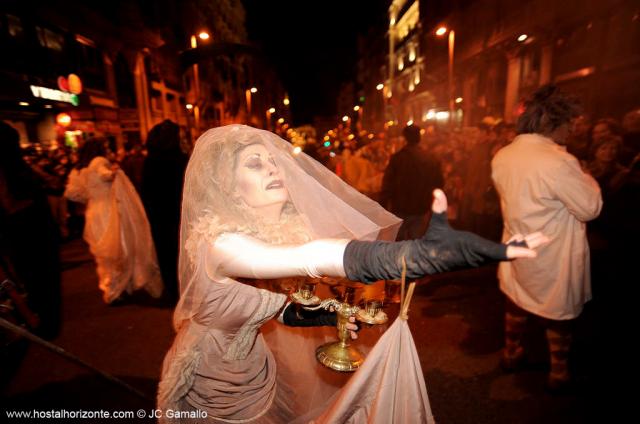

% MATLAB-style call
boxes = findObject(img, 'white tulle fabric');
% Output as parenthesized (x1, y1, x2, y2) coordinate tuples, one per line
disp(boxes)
(157, 125, 405, 422)
(64, 157, 163, 303)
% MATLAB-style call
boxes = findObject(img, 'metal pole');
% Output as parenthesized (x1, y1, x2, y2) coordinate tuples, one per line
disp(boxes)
(448, 30, 455, 132)
(0, 317, 151, 401)
(191, 35, 201, 134)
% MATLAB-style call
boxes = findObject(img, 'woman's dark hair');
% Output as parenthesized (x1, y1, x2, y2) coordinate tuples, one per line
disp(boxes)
(0, 121, 41, 199)
(76, 137, 108, 169)
(516, 85, 581, 136)
(146, 119, 181, 155)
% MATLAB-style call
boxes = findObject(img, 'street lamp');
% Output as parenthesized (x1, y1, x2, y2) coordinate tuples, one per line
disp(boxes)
(436, 26, 455, 130)
(266, 107, 276, 130)
(245, 87, 257, 123)
(189, 31, 210, 133)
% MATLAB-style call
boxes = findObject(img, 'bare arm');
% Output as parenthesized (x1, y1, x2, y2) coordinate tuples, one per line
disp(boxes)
(209, 233, 349, 280)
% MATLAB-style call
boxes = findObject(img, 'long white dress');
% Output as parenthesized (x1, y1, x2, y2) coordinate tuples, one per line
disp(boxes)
(64, 156, 163, 303)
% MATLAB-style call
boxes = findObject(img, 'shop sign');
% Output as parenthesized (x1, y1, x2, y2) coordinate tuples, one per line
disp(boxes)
(30, 85, 80, 106)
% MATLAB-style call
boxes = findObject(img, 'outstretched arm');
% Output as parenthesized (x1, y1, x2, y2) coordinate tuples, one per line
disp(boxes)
(343, 189, 548, 283)
(208, 189, 546, 283)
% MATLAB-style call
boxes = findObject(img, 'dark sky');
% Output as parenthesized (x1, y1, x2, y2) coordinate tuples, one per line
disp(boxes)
(243, 0, 388, 125)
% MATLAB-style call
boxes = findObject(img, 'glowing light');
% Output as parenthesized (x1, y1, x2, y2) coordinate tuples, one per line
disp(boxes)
(436, 111, 450, 120)
(324, 141, 331, 147)
(198, 32, 210, 40)
(283, 97, 290, 106)
(268, 107, 276, 113)
(324, 136, 330, 141)
(250, 87, 258, 93)
(56, 113, 72, 127)
(436, 26, 448, 36)
(517, 34, 528, 42)
(44, 105, 53, 109)
(329, 151, 336, 157)
(408, 82, 415, 92)
(376, 83, 384, 91)
(368, 133, 374, 139)
(19, 101, 29, 106)
(455, 97, 463, 103)
(390, 17, 396, 26)
(186, 103, 194, 110)
(407, 120, 414, 126)
(353, 106, 360, 112)
(398, 59, 404, 71)
(348, 134, 355, 140)
(409, 52, 416, 62)
(342, 115, 349, 122)
(277, 118, 285, 124)
(293, 146, 302, 155)
(426, 110, 436, 120)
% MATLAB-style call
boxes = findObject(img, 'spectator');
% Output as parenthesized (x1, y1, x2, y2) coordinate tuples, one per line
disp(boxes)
(0, 121, 61, 339)
(491, 85, 602, 392)
(380, 124, 443, 240)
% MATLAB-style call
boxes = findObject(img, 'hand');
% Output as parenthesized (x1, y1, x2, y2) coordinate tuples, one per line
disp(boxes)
(505, 232, 550, 259)
(329, 306, 359, 340)
(347, 316, 358, 340)
(431, 188, 448, 214)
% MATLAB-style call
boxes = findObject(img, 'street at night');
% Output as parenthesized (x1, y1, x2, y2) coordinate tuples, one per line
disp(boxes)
(2, 238, 601, 422)
(1, 0, 637, 422)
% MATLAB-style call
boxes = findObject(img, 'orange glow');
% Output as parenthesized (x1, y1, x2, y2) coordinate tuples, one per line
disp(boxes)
(56, 113, 72, 127)
(436, 26, 448, 36)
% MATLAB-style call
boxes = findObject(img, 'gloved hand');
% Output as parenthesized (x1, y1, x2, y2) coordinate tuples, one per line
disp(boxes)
(343, 189, 541, 284)
(282, 302, 336, 327)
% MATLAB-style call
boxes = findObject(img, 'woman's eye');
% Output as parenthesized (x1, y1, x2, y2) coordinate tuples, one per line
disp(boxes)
(246, 158, 262, 169)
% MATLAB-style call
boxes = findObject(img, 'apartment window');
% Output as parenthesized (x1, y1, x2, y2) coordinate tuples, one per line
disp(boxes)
(7, 14, 23, 38)
(36, 26, 65, 51)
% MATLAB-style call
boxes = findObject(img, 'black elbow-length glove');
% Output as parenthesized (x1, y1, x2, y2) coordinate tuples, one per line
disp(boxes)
(282, 303, 337, 327)
(343, 211, 524, 283)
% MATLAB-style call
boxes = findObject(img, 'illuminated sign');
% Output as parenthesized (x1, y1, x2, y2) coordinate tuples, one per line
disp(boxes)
(30, 85, 79, 106)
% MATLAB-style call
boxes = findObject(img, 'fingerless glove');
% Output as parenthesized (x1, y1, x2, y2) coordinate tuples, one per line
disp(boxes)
(343, 211, 516, 283)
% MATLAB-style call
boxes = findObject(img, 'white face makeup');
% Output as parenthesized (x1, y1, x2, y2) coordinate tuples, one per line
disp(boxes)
(234, 144, 289, 219)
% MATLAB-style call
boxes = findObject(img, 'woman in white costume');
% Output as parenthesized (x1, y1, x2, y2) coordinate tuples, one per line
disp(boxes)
(157, 125, 546, 422)
(64, 138, 163, 304)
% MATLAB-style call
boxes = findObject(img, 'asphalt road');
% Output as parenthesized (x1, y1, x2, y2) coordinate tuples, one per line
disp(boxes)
(1, 238, 603, 423)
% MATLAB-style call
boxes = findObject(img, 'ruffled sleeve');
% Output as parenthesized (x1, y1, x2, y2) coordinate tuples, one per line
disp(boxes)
(63, 169, 88, 203)
(89, 157, 115, 182)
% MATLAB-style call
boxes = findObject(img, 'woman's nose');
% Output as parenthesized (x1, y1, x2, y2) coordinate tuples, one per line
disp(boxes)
(266, 161, 278, 176)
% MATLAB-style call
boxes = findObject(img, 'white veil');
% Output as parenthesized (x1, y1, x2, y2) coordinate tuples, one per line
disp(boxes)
(174, 124, 401, 329)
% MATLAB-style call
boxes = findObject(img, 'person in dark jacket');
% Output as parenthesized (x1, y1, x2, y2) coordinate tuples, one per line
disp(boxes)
(380, 124, 444, 240)
(141, 120, 188, 304)
(0, 121, 61, 339)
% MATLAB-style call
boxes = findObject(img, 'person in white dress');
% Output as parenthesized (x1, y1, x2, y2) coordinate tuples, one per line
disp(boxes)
(64, 138, 163, 304)
(157, 125, 547, 422)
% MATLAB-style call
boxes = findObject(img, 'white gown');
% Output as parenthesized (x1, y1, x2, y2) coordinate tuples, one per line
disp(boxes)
(64, 156, 163, 303)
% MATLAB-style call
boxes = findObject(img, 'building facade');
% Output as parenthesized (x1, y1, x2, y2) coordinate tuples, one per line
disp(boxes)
(381, 0, 639, 129)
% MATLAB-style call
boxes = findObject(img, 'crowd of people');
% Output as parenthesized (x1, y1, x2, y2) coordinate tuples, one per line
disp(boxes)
(1, 84, 639, 419)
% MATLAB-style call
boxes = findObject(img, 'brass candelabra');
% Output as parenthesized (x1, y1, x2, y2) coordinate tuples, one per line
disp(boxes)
(291, 282, 387, 372)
